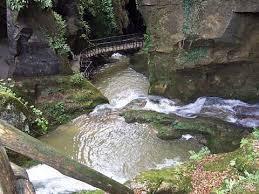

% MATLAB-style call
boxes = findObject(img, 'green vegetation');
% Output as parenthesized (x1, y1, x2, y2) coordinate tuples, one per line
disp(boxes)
(143, 32, 152, 54)
(70, 73, 85, 87)
(46, 102, 70, 125)
(136, 162, 194, 193)
(122, 110, 246, 153)
(0, 78, 48, 135)
(74, 190, 104, 194)
(133, 131, 259, 193)
(189, 147, 211, 161)
(78, 0, 117, 37)
(215, 171, 259, 194)
(176, 47, 208, 65)
(100, 0, 117, 32)
(182, 0, 207, 36)
(7, 0, 52, 11)
(15, 76, 108, 129)
(47, 11, 71, 56)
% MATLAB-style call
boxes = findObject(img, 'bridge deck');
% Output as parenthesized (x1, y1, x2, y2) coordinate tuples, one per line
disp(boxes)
(79, 33, 144, 77)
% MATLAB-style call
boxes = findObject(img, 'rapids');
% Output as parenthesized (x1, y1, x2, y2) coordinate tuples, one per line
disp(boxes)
(27, 57, 259, 194)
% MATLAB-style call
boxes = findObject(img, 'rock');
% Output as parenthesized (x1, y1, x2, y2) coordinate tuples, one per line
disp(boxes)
(6, 6, 63, 77)
(129, 52, 149, 76)
(121, 110, 251, 153)
(138, 0, 259, 102)
(14, 75, 108, 129)
(0, 91, 32, 134)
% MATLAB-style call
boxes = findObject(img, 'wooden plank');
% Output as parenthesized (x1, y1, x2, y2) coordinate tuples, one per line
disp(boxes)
(0, 120, 134, 194)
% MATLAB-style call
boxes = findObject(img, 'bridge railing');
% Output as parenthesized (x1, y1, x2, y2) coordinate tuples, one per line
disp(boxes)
(81, 35, 144, 57)
(89, 33, 143, 44)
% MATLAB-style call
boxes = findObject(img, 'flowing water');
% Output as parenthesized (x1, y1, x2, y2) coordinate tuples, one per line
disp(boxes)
(27, 57, 259, 194)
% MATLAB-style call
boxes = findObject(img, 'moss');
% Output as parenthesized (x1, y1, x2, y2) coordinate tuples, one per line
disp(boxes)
(15, 76, 108, 130)
(122, 110, 247, 153)
(176, 47, 208, 66)
(136, 163, 195, 193)
(73, 190, 104, 194)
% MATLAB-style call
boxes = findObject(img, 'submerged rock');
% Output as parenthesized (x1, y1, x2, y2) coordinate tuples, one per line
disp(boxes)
(121, 110, 251, 153)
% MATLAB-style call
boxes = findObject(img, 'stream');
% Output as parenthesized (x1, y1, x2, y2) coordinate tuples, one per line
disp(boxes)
(27, 57, 259, 194)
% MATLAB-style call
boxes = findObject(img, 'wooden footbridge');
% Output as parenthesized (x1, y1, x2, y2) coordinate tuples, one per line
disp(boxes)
(80, 33, 144, 77)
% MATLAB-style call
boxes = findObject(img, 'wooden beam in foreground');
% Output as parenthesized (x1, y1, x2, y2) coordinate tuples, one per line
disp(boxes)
(0, 120, 133, 194)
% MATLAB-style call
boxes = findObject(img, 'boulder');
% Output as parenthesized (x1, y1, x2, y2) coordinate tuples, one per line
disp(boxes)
(138, 0, 259, 102)
(121, 110, 251, 153)
(7, 7, 62, 77)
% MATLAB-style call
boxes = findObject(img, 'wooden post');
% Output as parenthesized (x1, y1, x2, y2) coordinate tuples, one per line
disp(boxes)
(0, 120, 134, 194)
(0, 146, 17, 194)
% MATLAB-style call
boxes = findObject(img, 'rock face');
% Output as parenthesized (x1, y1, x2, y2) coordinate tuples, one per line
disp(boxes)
(138, 0, 259, 102)
(7, 7, 61, 77)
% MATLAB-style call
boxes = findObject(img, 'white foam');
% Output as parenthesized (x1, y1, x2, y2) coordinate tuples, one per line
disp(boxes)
(181, 134, 194, 140)
(111, 53, 126, 59)
(155, 158, 181, 169)
(27, 164, 95, 194)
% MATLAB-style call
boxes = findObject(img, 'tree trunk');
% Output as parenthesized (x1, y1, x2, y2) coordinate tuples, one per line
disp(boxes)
(0, 120, 133, 194)
(0, 146, 17, 194)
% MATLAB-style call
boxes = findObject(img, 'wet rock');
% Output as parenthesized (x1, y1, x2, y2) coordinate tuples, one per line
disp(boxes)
(138, 0, 259, 102)
(129, 52, 149, 76)
(121, 110, 251, 153)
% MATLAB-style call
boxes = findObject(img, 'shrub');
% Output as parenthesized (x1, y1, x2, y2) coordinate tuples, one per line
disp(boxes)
(47, 102, 70, 125)
(189, 147, 211, 161)
(7, 0, 52, 11)
(70, 73, 85, 87)
(47, 11, 71, 56)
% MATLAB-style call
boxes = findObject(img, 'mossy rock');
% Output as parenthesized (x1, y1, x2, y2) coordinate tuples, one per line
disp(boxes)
(0, 91, 41, 135)
(133, 163, 194, 194)
(15, 75, 108, 129)
(121, 110, 250, 153)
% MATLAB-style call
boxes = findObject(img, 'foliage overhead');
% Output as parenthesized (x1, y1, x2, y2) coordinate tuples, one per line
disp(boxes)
(7, 0, 52, 11)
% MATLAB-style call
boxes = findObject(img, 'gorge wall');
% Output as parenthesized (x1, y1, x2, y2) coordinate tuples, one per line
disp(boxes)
(138, 0, 259, 102)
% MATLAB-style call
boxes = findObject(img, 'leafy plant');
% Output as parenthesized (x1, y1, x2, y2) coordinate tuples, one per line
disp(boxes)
(7, 0, 52, 11)
(189, 147, 210, 161)
(48, 102, 70, 124)
(100, 0, 117, 32)
(70, 73, 85, 87)
(253, 128, 259, 139)
(215, 171, 259, 194)
(47, 11, 71, 56)
(0, 78, 48, 134)
(30, 105, 48, 132)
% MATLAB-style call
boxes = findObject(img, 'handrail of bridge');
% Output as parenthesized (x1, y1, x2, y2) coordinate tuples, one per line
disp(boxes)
(81, 36, 144, 55)
(89, 33, 143, 44)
